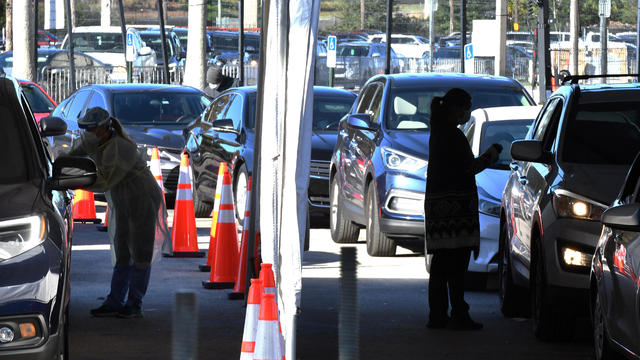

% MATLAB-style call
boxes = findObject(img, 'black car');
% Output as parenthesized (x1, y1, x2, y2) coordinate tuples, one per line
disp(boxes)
(208, 31, 261, 67)
(0, 49, 108, 83)
(140, 29, 186, 67)
(0, 76, 96, 358)
(47, 84, 211, 200)
(184, 86, 356, 219)
(334, 42, 401, 89)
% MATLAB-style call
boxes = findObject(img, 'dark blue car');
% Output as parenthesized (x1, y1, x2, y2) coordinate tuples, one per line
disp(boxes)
(329, 73, 535, 256)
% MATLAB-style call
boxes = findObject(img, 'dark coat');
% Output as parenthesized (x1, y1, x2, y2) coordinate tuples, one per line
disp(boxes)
(204, 75, 239, 99)
(424, 115, 493, 254)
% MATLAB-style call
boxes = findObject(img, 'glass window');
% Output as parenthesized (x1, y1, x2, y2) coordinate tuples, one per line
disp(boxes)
(66, 90, 91, 121)
(74, 53, 92, 67)
(87, 92, 107, 111)
(0, 104, 31, 183)
(50, 53, 69, 68)
(533, 98, 561, 141)
(205, 94, 233, 123)
(562, 101, 640, 165)
(113, 92, 209, 124)
(69, 33, 124, 53)
(21, 84, 55, 113)
(312, 95, 356, 130)
(337, 45, 369, 57)
(368, 84, 384, 123)
(245, 93, 257, 130)
(355, 85, 377, 114)
(224, 95, 243, 129)
(480, 120, 533, 169)
(140, 33, 175, 58)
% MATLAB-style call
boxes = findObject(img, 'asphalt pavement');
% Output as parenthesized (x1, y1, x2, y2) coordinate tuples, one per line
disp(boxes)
(68, 205, 594, 359)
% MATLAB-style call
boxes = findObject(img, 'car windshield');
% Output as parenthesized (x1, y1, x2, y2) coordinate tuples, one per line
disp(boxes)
(480, 120, 532, 169)
(0, 53, 50, 74)
(140, 34, 175, 57)
(21, 84, 55, 113)
(563, 101, 640, 165)
(387, 87, 533, 130)
(0, 104, 31, 183)
(211, 34, 239, 51)
(337, 45, 369, 57)
(313, 95, 355, 130)
(71, 33, 124, 53)
(112, 92, 210, 125)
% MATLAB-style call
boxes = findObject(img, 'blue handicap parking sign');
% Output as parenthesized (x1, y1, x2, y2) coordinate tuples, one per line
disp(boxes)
(327, 36, 337, 52)
(127, 33, 133, 46)
(464, 44, 473, 60)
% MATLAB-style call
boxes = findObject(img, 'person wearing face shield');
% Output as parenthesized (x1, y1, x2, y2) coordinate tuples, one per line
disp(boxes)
(65, 107, 170, 318)
(203, 65, 238, 99)
(424, 88, 502, 331)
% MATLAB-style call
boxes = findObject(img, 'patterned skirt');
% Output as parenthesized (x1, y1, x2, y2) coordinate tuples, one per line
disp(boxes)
(424, 190, 480, 254)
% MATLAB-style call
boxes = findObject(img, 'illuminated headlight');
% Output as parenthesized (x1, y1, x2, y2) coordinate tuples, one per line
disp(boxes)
(0, 327, 14, 343)
(381, 147, 428, 172)
(250, 59, 258, 66)
(0, 215, 47, 261)
(552, 190, 606, 221)
(562, 247, 591, 267)
(384, 189, 425, 216)
(478, 198, 500, 217)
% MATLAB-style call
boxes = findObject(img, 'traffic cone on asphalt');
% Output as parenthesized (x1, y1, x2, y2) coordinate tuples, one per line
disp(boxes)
(202, 167, 239, 289)
(96, 205, 108, 232)
(240, 278, 263, 360)
(199, 162, 228, 272)
(72, 189, 101, 224)
(229, 177, 253, 300)
(164, 153, 204, 258)
(253, 293, 283, 360)
(150, 147, 166, 203)
(259, 263, 276, 295)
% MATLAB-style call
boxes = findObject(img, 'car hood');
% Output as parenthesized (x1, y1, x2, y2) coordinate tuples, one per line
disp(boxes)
(311, 130, 338, 161)
(0, 182, 39, 219)
(123, 124, 186, 151)
(559, 163, 630, 205)
(385, 130, 430, 161)
(85, 52, 125, 66)
(476, 168, 510, 201)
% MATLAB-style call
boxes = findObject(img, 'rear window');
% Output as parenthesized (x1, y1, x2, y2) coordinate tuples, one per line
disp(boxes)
(387, 87, 533, 130)
(112, 92, 210, 125)
(562, 102, 640, 165)
(337, 46, 369, 57)
(480, 120, 533, 169)
(70, 33, 123, 53)
(21, 84, 55, 113)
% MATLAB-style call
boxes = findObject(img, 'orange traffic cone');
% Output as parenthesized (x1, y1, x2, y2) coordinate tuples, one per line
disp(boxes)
(229, 176, 253, 300)
(259, 263, 276, 295)
(253, 293, 283, 360)
(199, 162, 228, 272)
(164, 153, 204, 258)
(202, 166, 239, 289)
(72, 189, 101, 224)
(240, 278, 263, 360)
(96, 205, 108, 232)
(150, 147, 166, 203)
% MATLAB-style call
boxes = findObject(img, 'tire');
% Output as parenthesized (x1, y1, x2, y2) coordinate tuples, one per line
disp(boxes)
(329, 176, 360, 243)
(593, 292, 618, 360)
(498, 222, 530, 317)
(531, 238, 575, 341)
(234, 164, 249, 224)
(190, 165, 213, 218)
(56, 304, 69, 360)
(365, 181, 396, 256)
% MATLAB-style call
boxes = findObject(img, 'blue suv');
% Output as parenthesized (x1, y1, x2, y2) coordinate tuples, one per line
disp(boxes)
(330, 73, 534, 256)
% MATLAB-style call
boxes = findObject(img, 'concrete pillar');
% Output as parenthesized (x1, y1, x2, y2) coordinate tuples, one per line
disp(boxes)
(495, 0, 507, 76)
(183, 0, 206, 90)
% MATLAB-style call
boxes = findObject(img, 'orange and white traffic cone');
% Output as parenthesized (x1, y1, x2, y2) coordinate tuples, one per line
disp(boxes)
(96, 205, 108, 232)
(202, 167, 239, 289)
(253, 293, 283, 360)
(199, 162, 228, 272)
(164, 153, 204, 258)
(72, 189, 101, 224)
(150, 147, 166, 204)
(229, 176, 253, 300)
(240, 278, 263, 360)
(259, 263, 276, 295)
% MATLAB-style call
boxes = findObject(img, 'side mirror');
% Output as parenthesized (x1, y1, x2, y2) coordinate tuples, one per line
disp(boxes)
(510, 140, 552, 163)
(346, 113, 378, 131)
(40, 116, 67, 137)
(602, 203, 640, 230)
(212, 118, 238, 134)
(139, 46, 153, 57)
(50, 156, 97, 190)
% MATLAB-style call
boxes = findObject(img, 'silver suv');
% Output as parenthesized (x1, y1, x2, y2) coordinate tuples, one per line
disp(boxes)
(499, 76, 640, 340)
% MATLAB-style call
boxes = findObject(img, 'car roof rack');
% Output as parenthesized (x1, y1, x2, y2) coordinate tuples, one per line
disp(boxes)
(560, 72, 640, 85)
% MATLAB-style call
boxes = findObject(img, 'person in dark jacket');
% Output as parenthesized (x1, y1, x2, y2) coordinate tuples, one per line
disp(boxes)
(203, 65, 238, 99)
(424, 88, 502, 330)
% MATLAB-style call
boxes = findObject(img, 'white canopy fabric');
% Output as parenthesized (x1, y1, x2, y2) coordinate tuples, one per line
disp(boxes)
(258, 0, 320, 357)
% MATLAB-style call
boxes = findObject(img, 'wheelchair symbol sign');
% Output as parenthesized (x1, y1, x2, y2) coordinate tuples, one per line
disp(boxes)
(327, 36, 336, 51)
(464, 44, 473, 60)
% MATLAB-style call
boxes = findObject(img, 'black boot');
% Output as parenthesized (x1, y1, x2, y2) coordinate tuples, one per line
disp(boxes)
(447, 313, 483, 331)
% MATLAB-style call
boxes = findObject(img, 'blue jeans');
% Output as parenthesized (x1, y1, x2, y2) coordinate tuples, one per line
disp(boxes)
(104, 265, 151, 309)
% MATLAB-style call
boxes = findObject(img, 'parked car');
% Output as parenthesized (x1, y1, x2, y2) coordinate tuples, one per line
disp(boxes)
(208, 31, 261, 67)
(0, 49, 108, 84)
(61, 26, 157, 82)
(369, 34, 430, 59)
(38, 30, 61, 48)
(184, 86, 356, 220)
(139, 29, 186, 68)
(329, 73, 535, 256)
(431, 46, 461, 72)
(458, 106, 540, 282)
(47, 84, 210, 201)
(19, 79, 57, 123)
(499, 78, 640, 340)
(591, 151, 640, 360)
(0, 75, 96, 359)
(334, 41, 401, 88)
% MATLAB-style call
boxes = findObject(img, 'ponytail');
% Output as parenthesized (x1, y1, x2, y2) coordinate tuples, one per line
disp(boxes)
(109, 117, 136, 145)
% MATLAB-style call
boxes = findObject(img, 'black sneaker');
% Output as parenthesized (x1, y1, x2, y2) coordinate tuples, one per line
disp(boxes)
(90, 304, 120, 317)
(426, 315, 450, 329)
(117, 305, 143, 319)
(447, 316, 483, 331)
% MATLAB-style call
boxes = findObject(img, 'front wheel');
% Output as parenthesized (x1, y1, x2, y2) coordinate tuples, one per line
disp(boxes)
(365, 181, 396, 256)
(593, 292, 617, 360)
(329, 177, 360, 243)
(190, 164, 213, 218)
(234, 164, 249, 224)
(498, 222, 530, 317)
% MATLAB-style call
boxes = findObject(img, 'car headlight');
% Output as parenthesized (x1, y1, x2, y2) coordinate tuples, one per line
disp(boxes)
(381, 147, 428, 171)
(478, 187, 500, 217)
(0, 215, 47, 261)
(552, 189, 606, 221)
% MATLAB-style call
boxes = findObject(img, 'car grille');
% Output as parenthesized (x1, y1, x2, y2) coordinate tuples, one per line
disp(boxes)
(309, 160, 330, 178)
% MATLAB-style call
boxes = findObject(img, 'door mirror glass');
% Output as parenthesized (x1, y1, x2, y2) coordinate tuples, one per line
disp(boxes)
(39, 116, 67, 137)
(346, 113, 378, 131)
(212, 118, 238, 134)
(51, 156, 97, 190)
(510, 139, 551, 163)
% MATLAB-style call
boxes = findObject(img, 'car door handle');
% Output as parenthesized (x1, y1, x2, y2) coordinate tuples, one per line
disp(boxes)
(518, 176, 529, 186)
(509, 162, 520, 172)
